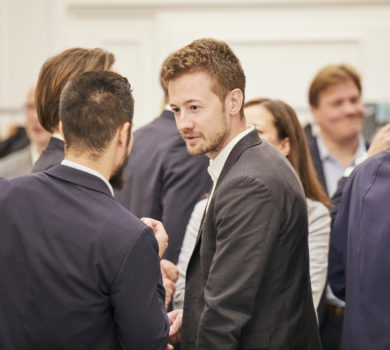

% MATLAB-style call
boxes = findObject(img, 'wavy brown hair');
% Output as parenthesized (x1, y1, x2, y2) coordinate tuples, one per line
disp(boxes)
(245, 98, 330, 209)
(36, 48, 115, 133)
(160, 38, 246, 118)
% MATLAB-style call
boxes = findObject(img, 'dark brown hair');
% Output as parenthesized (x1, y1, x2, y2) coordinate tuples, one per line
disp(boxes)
(160, 38, 246, 118)
(308, 64, 362, 107)
(59, 71, 134, 158)
(36, 48, 115, 133)
(245, 98, 330, 209)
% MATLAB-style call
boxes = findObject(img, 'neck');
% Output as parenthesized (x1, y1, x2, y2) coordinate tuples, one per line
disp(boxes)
(64, 153, 112, 181)
(35, 142, 48, 155)
(207, 121, 247, 160)
(320, 132, 360, 168)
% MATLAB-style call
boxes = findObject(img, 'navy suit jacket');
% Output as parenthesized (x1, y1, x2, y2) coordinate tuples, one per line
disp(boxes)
(329, 149, 390, 350)
(115, 110, 211, 263)
(0, 165, 169, 350)
(32, 137, 64, 172)
(182, 131, 321, 350)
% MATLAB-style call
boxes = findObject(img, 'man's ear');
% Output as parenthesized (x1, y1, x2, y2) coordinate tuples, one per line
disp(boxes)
(117, 122, 131, 147)
(228, 89, 244, 116)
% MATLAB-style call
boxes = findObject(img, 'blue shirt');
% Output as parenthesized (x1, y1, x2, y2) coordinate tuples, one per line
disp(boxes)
(317, 135, 367, 197)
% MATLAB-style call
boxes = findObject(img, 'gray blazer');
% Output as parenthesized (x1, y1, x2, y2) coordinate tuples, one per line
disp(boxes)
(0, 145, 33, 177)
(181, 130, 321, 350)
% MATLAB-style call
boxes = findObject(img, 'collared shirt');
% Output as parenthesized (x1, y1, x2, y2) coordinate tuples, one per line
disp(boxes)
(206, 125, 254, 210)
(61, 159, 114, 197)
(52, 132, 64, 141)
(317, 135, 367, 197)
(30, 144, 40, 164)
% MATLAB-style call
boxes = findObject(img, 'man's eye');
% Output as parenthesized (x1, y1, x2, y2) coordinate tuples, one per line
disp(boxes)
(190, 105, 199, 111)
(172, 108, 180, 113)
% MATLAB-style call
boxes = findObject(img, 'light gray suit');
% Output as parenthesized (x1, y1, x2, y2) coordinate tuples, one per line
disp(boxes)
(0, 145, 33, 178)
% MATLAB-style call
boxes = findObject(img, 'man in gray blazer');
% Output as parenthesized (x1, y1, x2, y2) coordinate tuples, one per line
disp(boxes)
(159, 38, 321, 350)
(0, 71, 169, 349)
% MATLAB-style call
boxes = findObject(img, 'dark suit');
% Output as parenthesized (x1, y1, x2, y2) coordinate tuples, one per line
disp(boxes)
(329, 148, 390, 350)
(31, 136, 64, 172)
(115, 110, 211, 263)
(0, 165, 169, 350)
(182, 130, 321, 350)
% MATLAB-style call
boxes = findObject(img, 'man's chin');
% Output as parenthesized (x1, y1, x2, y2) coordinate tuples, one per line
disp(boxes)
(186, 145, 203, 156)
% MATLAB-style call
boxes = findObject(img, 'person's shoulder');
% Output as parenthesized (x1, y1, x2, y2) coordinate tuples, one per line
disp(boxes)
(0, 172, 46, 201)
(353, 148, 390, 180)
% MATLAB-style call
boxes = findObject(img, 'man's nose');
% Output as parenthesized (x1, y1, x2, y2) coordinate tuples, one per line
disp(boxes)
(176, 112, 195, 131)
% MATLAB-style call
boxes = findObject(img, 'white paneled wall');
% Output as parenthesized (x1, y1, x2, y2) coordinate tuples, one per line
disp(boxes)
(1, 0, 390, 136)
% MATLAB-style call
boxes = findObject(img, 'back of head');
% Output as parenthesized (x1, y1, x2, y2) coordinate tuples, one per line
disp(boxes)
(245, 97, 330, 208)
(308, 64, 362, 107)
(37, 48, 115, 133)
(59, 71, 134, 159)
(160, 38, 246, 117)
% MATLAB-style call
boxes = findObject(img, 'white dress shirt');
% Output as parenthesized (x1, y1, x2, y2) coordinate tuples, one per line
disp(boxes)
(61, 159, 114, 197)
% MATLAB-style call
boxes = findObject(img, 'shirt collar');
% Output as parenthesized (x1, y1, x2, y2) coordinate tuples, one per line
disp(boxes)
(208, 125, 254, 184)
(317, 134, 367, 165)
(61, 159, 114, 197)
(52, 132, 64, 141)
(30, 144, 40, 164)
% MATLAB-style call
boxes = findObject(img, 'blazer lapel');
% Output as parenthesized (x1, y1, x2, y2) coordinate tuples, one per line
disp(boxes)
(193, 129, 262, 249)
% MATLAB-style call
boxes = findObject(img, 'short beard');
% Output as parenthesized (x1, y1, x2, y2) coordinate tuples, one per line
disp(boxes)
(109, 145, 130, 190)
(184, 111, 229, 156)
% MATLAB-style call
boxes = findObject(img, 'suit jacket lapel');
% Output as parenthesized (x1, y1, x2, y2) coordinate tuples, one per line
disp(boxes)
(192, 129, 262, 249)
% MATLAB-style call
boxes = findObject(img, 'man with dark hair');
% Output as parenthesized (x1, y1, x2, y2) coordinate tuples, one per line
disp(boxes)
(160, 38, 320, 350)
(0, 71, 169, 350)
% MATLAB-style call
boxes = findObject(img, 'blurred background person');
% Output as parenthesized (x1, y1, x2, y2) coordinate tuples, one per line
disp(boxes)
(0, 86, 50, 177)
(32, 47, 116, 173)
(306, 64, 367, 349)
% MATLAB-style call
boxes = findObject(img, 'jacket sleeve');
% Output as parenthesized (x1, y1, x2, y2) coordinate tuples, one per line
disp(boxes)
(111, 226, 169, 350)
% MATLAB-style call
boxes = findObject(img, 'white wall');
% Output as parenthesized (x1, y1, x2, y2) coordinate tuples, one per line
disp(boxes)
(1, 0, 390, 136)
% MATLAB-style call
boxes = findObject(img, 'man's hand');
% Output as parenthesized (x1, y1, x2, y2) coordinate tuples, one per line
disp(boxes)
(162, 277, 176, 310)
(161, 259, 179, 310)
(161, 259, 179, 283)
(166, 309, 183, 350)
(141, 218, 168, 258)
(367, 123, 390, 157)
